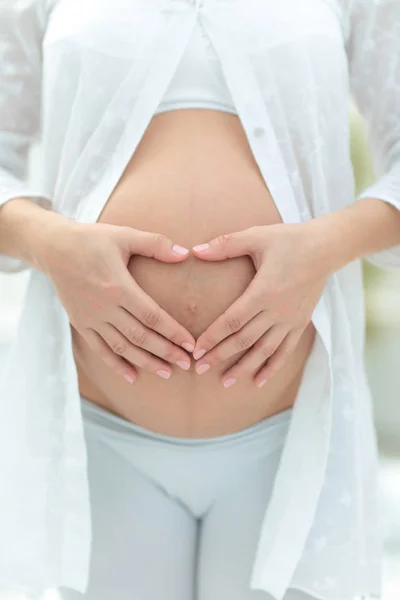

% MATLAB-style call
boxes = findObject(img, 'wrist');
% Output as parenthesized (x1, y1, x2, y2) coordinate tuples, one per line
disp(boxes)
(27, 209, 79, 275)
(301, 215, 350, 276)
(305, 197, 400, 274)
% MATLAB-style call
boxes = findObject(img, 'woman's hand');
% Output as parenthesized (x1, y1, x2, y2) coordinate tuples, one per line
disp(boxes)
(41, 221, 196, 383)
(191, 222, 333, 388)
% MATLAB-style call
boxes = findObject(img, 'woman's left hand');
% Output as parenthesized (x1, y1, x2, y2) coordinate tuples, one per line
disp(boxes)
(191, 221, 335, 388)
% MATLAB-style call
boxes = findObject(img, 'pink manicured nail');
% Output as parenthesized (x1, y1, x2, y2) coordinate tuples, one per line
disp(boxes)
(172, 244, 189, 255)
(124, 374, 135, 384)
(193, 348, 206, 360)
(196, 363, 210, 375)
(192, 244, 209, 252)
(176, 360, 191, 371)
(156, 369, 171, 379)
(258, 379, 267, 388)
(223, 378, 237, 388)
(182, 342, 195, 353)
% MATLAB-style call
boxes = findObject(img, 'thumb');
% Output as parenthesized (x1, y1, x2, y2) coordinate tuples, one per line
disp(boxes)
(192, 229, 254, 261)
(119, 227, 190, 263)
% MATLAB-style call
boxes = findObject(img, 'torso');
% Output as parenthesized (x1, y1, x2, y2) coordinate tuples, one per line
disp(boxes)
(70, 109, 316, 437)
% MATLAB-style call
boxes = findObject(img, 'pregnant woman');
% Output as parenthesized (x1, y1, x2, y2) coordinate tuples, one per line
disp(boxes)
(0, 1, 399, 599)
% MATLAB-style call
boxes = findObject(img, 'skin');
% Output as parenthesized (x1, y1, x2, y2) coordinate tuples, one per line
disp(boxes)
(67, 109, 319, 437)
(71, 110, 400, 437)
(2, 110, 399, 437)
(189, 195, 400, 385)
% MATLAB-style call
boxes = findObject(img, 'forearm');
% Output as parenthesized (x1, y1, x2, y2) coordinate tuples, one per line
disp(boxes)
(309, 197, 400, 273)
(0, 197, 75, 273)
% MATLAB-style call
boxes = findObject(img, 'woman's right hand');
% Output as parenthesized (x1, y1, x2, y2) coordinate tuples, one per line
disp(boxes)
(39, 220, 196, 383)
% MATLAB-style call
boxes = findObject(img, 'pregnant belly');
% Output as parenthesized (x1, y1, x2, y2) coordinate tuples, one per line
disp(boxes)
(72, 109, 316, 437)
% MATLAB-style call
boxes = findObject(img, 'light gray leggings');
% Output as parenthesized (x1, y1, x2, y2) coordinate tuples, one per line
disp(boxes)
(58, 396, 315, 600)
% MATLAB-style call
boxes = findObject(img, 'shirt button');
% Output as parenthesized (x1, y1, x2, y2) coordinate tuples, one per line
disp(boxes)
(253, 126, 265, 138)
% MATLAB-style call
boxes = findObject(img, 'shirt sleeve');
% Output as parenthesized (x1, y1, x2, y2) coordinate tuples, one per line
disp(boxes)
(0, 0, 53, 274)
(344, 0, 400, 269)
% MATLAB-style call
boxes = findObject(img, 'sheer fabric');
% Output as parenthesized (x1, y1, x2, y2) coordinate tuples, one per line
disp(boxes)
(0, 0, 400, 599)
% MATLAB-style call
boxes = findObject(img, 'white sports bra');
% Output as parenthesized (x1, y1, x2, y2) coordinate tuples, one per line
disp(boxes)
(154, 21, 237, 116)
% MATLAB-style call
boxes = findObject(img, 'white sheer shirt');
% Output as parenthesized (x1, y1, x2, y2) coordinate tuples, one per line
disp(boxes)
(0, 0, 400, 599)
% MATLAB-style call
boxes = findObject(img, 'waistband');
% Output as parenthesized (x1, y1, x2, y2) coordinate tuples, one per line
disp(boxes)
(80, 394, 293, 449)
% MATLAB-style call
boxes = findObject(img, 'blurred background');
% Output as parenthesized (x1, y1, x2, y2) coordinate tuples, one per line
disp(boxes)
(0, 100, 399, 599)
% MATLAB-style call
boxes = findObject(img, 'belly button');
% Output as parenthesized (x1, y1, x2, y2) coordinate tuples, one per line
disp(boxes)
(186, 299, 198, 314)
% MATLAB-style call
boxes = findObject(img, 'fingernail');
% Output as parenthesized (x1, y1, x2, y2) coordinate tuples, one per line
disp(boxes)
(182, 342, 195, 353)
(124, 374, 135, 384)
(192, 244, 209, 252)
(156, 369, 171, 379)
(196, 363, 210, 375)
(176, 360, 191, 371)
(173, 244, 189, 255)
(193, 348, 206, 360)
(223, 378, 237, 388)
(258, 379, 267, 388)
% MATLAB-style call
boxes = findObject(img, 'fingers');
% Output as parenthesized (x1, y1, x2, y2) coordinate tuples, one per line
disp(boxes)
(195, 320, 290, 387)
(84, 328, 138, 383)
(254, 329, 303, 387)
(119, 270, 195, 353)
(193, 322, 303, 389)
(112, 307, 192, 371)
(119, 227, 191, 263)
(192, 276, 264, 358)
(192, 228, 257, 261)
(217, 324, 290, 388)
(193, 311, 269, 374)
(96, 322, 190, 379)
